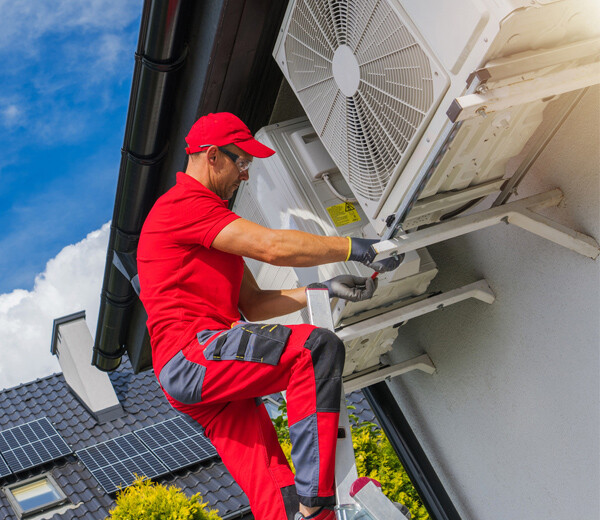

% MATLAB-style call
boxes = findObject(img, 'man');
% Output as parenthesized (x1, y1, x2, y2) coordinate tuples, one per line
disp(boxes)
(137, 112, 400, 520)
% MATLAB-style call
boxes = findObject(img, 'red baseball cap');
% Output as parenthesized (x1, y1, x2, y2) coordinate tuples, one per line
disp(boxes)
(185, 112, 275, 158)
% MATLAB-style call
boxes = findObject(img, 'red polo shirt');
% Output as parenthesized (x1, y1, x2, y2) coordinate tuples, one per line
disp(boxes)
(137, 172, 243, 374)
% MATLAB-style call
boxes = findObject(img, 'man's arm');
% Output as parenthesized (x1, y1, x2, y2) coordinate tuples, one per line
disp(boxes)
(212, 218, 349, 267)
(238, 264, 307, 322)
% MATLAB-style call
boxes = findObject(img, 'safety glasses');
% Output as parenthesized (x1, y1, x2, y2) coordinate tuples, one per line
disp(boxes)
(198, 144, 252, 172)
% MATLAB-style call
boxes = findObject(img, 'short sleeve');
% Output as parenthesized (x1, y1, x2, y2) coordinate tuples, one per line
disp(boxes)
(175, 192, 240, 248)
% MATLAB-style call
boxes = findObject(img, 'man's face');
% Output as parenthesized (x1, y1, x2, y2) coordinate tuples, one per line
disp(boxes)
(216, 145, 252, 200)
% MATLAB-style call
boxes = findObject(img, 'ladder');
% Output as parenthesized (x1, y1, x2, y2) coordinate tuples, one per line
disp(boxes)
(305, 286, 410, 520)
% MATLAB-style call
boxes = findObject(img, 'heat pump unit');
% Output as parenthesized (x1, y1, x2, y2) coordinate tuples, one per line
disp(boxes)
(231, 118, 438, 375)
(274, 0, 600, 234)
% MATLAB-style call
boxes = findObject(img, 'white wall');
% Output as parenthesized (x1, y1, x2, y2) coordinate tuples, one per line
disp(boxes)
(386, 86, 599, 519)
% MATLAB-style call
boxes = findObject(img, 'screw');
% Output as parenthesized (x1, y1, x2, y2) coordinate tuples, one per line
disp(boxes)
(476, 107, 487, 118)
(476, 84, 488, 94)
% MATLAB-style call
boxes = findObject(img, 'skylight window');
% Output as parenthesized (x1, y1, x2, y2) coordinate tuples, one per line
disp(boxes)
(4, 474, 67, 518)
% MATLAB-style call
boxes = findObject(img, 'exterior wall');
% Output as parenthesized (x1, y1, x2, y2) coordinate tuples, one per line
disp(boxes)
(386, 86, 599, 519)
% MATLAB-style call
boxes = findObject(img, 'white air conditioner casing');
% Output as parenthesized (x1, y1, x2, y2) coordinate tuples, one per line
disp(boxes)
(231, 118, 438, 374)
(274, 0, 600, 234)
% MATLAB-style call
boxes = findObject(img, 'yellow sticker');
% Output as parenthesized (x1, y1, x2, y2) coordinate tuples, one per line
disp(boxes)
(326, 202, 362, 227)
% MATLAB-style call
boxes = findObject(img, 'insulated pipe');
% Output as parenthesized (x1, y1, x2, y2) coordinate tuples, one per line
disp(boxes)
(92, 0, 191, 371)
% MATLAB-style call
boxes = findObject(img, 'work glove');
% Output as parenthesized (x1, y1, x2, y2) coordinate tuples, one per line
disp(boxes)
(320, 274, 378, 302)
(346, 237, 404, 273)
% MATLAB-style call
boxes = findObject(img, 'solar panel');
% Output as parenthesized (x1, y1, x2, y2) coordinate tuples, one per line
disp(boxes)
(0, 454, 11, 478)
(77, 433, 168, 494)
(134, 416, 218, 472)
(0, 417, 72, 473)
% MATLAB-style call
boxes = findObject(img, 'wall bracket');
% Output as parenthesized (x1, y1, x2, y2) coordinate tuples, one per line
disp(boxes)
(373, 189, 600, 261)
(338, 280, 495, 391)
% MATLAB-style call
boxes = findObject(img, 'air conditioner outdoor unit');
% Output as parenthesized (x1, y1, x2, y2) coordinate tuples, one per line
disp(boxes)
(234, 0, 599, 382)
(232, 118, 440, 376)
(273, 0, 600, 235)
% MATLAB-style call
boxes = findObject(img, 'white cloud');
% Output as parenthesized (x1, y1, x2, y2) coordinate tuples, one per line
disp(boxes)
(1, 104, 21, 127)
(0, 222, 110, 390)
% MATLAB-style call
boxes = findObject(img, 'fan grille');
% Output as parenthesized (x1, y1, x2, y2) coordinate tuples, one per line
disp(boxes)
(285, 0, 436, 202)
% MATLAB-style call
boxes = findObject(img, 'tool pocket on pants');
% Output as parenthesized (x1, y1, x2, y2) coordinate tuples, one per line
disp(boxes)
(202, 323, 292, 366)
(159, 350, 207, 405)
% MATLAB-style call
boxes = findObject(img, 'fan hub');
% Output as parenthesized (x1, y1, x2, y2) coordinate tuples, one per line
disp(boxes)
(332, 45, 360, 97)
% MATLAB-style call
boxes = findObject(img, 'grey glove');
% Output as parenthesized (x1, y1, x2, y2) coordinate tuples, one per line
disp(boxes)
(347, 237, 404, 273)
(321, 274, 378, 302)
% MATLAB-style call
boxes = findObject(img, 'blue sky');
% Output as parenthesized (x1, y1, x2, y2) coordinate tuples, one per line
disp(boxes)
(0, 0, 142, 293)
(0, 1, 143, 388)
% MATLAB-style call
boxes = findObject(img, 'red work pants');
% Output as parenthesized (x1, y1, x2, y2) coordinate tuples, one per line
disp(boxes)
(158, 323, 345, 520)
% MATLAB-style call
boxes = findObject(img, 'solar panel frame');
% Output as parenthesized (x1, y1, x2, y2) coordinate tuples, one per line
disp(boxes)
(77, 433, 168, 494)
(0, 454, 11, 479)
(0, 418, 72, 474)
(134, 416, 218, 472)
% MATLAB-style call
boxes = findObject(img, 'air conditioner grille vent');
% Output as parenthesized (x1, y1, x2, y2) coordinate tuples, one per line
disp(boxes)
(284, 0, 438, 202)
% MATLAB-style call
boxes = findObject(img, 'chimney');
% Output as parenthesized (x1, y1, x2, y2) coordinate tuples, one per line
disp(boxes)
(51, 311, 124, 423)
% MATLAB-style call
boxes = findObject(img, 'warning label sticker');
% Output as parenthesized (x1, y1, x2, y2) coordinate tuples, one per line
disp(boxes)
(326, 202, 362, 227)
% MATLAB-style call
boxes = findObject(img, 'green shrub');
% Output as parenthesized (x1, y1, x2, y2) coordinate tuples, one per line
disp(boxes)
(351, 420, 429, 519)
(107, 477, 222, 520)
(272, 401, 430, 520)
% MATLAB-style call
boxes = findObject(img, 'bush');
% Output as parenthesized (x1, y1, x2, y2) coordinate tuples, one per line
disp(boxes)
(351, 421, 429, 519)
(108, 477, 222, 520)
(272, 401, 430, 520)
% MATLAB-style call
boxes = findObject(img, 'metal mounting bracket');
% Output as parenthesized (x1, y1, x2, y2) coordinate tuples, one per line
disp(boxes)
(337, 280, 495, 343)
(448, 51, 600, 122)
(373, 189, 600, 261)
(337, 279, 495, 393)
(338, 280, 495, 392)
(466, 37, 600, 88)
(343, 354, 435, 394)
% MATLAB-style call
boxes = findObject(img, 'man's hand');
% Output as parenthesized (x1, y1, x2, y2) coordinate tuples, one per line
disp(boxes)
(347, 237, 403, 272)
(321, 274, 378, 302)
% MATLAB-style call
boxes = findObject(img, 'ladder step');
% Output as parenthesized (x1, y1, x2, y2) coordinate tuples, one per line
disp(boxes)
(348, 478, 411, 520)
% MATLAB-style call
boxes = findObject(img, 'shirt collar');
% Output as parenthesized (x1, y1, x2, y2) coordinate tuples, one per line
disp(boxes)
(176, 172, 230, 206)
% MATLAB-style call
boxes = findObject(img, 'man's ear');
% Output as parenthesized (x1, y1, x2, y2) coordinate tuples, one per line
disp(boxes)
(207, 145, 219, 164)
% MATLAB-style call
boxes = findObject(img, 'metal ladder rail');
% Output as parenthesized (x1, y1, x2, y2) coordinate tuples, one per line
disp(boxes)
(305, 286, 409, 520)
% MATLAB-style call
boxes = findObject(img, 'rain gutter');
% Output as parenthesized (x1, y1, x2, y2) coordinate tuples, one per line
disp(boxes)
(92, 0, 287, 372)
(92, 0, 194, 371)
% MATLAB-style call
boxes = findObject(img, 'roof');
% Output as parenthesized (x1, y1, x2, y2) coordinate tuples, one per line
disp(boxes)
(0, 357, 249, 519)
(0, 356, 375, 519)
